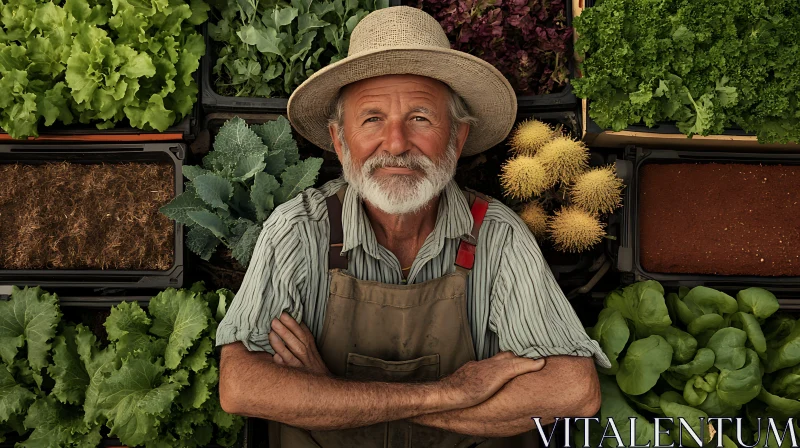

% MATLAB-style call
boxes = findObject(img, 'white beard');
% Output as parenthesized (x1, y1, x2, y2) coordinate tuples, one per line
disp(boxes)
(340, 139, 458, 215)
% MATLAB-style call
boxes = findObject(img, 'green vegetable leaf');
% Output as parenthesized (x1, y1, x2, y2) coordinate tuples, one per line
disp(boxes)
(49, 325, 90, 405)
(77, 325, 117, 426)
(105, 302, 157, 361)
(187, 210, 231, 240)
(591, 309, 629, 375)
(183, 338, 214, 373)
(730, 312, 767, 355)
(252, 172, 280, 222)
(737, 288, 780, 320)
(600, 375, 673, 447)
(213, 117, 270, 156)
(605, 281, 672, 331)
(765, 324, 800, 373)
(660, 393, 710, 447)
(0, 286, 61, 386)
(186, 226, 220, 261)
(177, 363, 218, 410)
(159, 190, 209, 226)
(707, 328, 748, 371)
(616, 335, 673, 395)
(21, 397, 101, 448)
(717, 349, 762, 406)
(687, 313, 725, 336)
(183, 165, 210, 182)
(253, 116, 300, 166)
(274, 157, 323, 205)
(669, 348, 715, 379)
(683, 287, 739, 317)
(194, 173, 234, 211)
(0, 365, 35, 422)
(149, 289, 212, 370)
(96, 356, 182, 446)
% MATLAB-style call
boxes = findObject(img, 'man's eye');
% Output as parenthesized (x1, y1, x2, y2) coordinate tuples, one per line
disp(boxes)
(412, 116, 429, 122)
(363, 117, 380, 124)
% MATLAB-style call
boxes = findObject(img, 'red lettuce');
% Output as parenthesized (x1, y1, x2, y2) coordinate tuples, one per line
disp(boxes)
(411, 0, 573, 95)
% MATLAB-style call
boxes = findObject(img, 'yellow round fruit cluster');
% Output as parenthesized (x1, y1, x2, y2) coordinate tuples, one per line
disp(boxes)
(500, 119, 624, 253)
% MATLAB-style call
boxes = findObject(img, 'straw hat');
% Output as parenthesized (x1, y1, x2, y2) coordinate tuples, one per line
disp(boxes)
(287, 6, 517, 157)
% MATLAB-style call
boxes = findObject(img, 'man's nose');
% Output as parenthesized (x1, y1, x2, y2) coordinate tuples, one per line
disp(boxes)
(384, 119, 410, 156)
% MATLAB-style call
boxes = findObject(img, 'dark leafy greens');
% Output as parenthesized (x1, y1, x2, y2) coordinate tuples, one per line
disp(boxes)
(209, 0, 388, 97)
(160, 116, 323, 267)
(573, 0, 800, 143)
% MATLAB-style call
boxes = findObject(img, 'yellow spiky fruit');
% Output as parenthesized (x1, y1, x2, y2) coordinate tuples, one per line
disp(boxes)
(509, 119, 557, 156)
(518, 202, 549, 239)
(500, 156, 555, 200)
(570, 166, 624, 214)
(548, 207, 605, 253)
(537, 137, 590, 184)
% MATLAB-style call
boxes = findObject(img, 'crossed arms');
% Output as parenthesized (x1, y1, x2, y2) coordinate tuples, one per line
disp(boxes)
(219, 313, 601, 438)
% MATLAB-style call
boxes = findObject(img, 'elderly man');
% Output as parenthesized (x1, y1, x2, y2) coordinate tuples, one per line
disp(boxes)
(217, 5, 610, 448)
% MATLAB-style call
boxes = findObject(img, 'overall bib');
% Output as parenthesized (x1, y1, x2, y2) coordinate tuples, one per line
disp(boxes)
(269, 187, 538, 448)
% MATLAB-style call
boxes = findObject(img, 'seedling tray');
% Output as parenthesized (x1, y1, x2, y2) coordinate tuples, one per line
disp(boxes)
(618, 147, 800, 289)
(0, 143, 185, 289)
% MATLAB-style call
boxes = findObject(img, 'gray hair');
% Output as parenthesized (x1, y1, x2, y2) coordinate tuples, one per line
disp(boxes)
(327, 85, 477, 150)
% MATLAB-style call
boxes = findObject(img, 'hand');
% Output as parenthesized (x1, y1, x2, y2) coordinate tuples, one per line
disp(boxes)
(438, 351, 546, 409)
(269, 312, 332, 377)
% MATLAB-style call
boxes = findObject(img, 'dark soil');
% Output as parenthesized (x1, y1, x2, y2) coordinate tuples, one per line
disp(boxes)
(639, 163, 800, 276)
(0, 162, 175, 270)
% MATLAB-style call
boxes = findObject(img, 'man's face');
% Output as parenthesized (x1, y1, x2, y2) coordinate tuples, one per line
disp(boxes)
(329, 74, 470, 215)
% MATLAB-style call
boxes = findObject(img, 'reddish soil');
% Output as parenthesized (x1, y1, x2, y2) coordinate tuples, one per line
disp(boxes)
(639, 163, 800, 277)
(0, 162, 175, 270)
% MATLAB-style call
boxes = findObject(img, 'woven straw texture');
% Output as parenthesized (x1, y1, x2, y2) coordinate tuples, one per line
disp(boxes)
(287, 6, 517, 157)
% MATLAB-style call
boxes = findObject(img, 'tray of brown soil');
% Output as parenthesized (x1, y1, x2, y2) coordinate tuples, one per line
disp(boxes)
(0, 144, 185, 289)
(617, 147, 800, 288)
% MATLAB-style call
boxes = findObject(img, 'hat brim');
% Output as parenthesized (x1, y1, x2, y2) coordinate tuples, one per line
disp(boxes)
(287, 46, 517, 157)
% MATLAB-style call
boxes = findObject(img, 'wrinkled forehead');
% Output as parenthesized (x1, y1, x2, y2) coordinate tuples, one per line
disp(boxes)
(340, 74, 451, 109)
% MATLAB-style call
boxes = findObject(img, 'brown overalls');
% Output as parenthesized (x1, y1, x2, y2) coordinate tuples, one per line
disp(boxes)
(268, 186, 539, 448)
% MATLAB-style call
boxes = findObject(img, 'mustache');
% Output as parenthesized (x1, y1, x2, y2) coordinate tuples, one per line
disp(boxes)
(362, 152, 435, 175)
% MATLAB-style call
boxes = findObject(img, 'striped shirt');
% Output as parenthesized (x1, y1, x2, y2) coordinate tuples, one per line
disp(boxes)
(217, 178, 611, 368)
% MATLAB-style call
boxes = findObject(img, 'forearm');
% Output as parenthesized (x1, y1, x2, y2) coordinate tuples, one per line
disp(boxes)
(219, 342, 456, 430)
(410, 356, 600, 437)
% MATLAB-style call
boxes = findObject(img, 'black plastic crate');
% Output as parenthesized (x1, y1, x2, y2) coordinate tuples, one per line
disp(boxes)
(0, 143, 185, 290)
(202, 1, 403, 114)
(617, 147, 800, 289)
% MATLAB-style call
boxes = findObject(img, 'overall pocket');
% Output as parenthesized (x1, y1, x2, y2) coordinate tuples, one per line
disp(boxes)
(345, 353, 440, 382)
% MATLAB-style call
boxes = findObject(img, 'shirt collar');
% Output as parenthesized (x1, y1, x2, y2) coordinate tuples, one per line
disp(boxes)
(340, 180, 475, 259)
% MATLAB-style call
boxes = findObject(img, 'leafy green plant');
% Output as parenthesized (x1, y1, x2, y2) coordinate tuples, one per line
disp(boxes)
(573, 0, 800, 143)
(208, 0, 388, 97)
(160, 116, 323, 267)
(0, 0, 208, 139)
(0, 283, 244, 447)
(586, 281, 800, 446)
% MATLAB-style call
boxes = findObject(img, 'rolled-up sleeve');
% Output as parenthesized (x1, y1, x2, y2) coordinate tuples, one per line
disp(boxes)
(488, 211, 611, 369)
(215, 211, 306, 354)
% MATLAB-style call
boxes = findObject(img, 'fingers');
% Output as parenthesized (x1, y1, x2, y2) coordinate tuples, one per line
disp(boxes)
(272, 314, 309, 358)
(274, 353, 284, 364)
(269, 330, 302, 368)
(522, 357, 547, 373)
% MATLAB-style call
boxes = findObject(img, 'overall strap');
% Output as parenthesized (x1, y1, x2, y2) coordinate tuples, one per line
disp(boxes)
(455, 189, 491, 271)
(326, 185, 349, 270)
